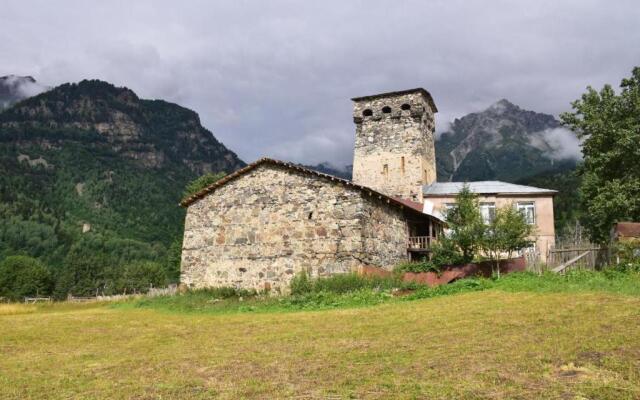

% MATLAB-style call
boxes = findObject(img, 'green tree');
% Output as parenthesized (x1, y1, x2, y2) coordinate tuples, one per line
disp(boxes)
(561, 66, 640, 243)
(117, 261, 167, 293)
(483, 205, 534, 278)
(164, 237, 183, 283)
(444, 185, 485, 262)
(0, 256, 53, 301)
(182, 172, 226, 201)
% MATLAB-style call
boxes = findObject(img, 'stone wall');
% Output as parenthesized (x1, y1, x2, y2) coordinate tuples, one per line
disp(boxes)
(352, 90, 437, 201)
(361, 200, 409, 269)
(181, 163, 411, 292)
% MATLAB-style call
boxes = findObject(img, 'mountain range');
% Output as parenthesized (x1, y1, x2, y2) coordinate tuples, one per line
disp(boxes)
(0, 78, 243, 287)
(435, 99, 579, 182)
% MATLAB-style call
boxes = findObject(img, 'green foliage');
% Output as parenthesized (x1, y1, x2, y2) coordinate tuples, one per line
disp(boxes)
(0, 256, 53, 301)
(290, 271, 404, 295)
(182, 172, 226, 201)
(430, 237, 467, 266)
(123, 269, 640, 314)
(444, 185, 485, 262)
(164, 237, 183, 282)
(612, 239, 640, 271)
(560, 66, 640, 243)
(482, 205, 534, 277)
(396, 260, 440, 274)
(435, 99, 574, 182)
(0, 79, 244, 299)
(117, 261, 167, 293)
(289, 271, 313, 295)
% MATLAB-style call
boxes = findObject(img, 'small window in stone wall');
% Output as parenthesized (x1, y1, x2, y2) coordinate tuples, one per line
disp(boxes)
(383, 163, 389, 179)
(401, 103, 411, 111)
(382, 106, 391, 114)
(308, 211, 313, 220)
(362, 109, 373, 117)
(401, 156, 405, 175)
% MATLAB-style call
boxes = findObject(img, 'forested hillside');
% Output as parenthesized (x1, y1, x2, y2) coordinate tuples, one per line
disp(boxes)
(435, 99, 578, 182)
(0, 80, 244, 298)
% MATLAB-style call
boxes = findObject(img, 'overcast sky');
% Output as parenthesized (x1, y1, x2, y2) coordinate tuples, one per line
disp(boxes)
(2, 0, 639, 167)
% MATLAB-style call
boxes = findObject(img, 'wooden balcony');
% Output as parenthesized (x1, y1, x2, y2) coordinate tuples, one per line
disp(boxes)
(408, 236, 435, 251)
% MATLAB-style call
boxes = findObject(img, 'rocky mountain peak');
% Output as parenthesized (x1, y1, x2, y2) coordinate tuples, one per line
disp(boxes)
(487, 98, 518, 114)
(0, 78, 244, 175)
(435, 100, 576, 182)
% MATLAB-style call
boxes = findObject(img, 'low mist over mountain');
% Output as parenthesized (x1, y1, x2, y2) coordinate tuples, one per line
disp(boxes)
(307, 99, 581, 184)
(0, 75, 48, 109)
(0, 79, 244, 287)
(435, 99, 581, 182)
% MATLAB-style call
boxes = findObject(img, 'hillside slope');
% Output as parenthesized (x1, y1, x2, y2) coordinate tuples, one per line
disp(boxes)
(0, 80, 244, 284)
(435, 99, 578, 182)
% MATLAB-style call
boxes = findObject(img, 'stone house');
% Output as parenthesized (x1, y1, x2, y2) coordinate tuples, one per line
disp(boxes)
(180, 88, 556, 290)
(180, 158, 443, 291)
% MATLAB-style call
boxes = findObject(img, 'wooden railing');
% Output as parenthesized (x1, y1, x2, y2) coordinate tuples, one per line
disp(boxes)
(408, 236, 434, 250)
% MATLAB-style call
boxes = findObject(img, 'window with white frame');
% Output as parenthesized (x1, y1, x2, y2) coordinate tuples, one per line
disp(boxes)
(516, 201, 536, 225)
(479, 202, 496, 224)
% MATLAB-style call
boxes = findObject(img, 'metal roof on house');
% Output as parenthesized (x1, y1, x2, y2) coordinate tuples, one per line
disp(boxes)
(423, 181, 557, 196)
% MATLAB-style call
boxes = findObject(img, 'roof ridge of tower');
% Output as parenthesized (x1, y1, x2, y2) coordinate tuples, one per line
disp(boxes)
(351, 88, 437, 112)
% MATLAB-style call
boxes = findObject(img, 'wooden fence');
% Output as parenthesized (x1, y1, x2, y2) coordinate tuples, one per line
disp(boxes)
(521, 244, 609, 273)
(546, 246, 609, 273)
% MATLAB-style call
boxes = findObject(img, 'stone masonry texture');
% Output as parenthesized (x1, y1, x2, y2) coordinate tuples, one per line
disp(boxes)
(181, 163, 411, 292)
(352, 90, 437, 201)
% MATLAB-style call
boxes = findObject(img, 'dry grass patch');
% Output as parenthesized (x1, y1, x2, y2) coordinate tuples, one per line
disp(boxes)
(0, 291, 639, 399)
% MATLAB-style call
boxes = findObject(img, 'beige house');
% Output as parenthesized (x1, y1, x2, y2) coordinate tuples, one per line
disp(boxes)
(422, 181, 557, 261)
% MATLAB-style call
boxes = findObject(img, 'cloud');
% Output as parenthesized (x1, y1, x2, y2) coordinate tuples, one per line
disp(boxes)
(538, 127, 583, 160)
(0, 0, 638, 165)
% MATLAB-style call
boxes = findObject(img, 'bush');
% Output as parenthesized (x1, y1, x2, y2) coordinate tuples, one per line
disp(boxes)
(190, 286, 257, 299)
(290, 271, 313, 295)
(182, 172, 226, 201)
(396, 260, 440, 274)
(0, 256, 53, 301)
(613, 239, 640, 265)
(290, 271, 403, 295)
(117, 261, 168, 294)
(430, 237, 467, 266)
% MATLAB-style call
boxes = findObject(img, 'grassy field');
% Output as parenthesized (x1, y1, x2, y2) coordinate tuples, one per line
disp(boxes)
(1, 274, 640, 399)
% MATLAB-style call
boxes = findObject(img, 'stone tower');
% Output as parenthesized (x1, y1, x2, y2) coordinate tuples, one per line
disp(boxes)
(351, 88, 438, 201)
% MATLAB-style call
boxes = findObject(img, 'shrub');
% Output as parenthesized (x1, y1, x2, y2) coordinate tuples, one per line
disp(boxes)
(290, 271, 403, 295)
(187, 286, 257, 299)
(613, 239, 640, 265)
(117, 261, 168, 294)
(290, 271, 313, 295)
(182, 172, 226, 201)
(396, 260, 440, 274)
(0, 256, 53, 301)
(430, 237, 466, 266)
